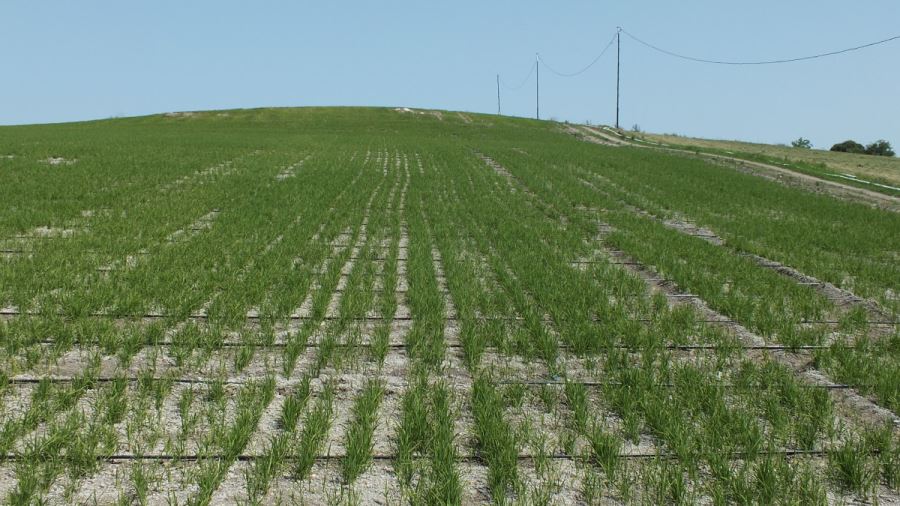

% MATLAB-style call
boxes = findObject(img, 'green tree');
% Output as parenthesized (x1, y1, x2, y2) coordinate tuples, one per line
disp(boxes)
(865, 139, 895, 157)
(830, 140, 866, 154)
(791, 137, 812, 149)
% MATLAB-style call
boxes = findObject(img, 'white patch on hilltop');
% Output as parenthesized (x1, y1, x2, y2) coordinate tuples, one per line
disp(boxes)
(43, 157, 77, 166)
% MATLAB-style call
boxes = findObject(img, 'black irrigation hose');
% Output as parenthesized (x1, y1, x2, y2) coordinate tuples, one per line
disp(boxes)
(495, 380, 865, 390)
(6, 377, 250, 386)
(2, 309, 895, 325)
(20, 338, 861, 351)
(0, 447, 867, 463)
(5, 376, 875, 391)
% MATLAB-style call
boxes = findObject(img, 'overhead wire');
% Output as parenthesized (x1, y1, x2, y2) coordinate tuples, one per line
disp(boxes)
(499, 61, 537, 90)
(496, 26, 898, 120)
(537, 32, 618, 77)
(620, 28, 900, 65)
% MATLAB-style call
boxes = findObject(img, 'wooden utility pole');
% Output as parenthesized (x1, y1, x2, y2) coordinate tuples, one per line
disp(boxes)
(496, 74, 501, 115)
(616, 27, 621, 129)
(535, 54, 540, 120)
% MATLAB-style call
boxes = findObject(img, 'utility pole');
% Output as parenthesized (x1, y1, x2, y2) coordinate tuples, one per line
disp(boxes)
(535, 54, 540, 120)
(496, 74, 501, 115)
(616, 27, 621, 130)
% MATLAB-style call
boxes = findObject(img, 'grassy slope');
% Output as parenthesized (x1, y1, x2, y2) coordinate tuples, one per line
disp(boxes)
(0, 107, 898, 503)
(0, 106, 896, 306)
(632, 130, 900, 195)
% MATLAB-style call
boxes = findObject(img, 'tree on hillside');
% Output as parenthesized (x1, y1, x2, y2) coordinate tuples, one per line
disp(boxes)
(791, 137, 812, 149)
(865, 140, 895, 157)
(830, 140, 866, 154)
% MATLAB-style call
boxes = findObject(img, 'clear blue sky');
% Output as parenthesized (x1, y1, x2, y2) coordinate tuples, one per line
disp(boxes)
(2, 1, 898, 148)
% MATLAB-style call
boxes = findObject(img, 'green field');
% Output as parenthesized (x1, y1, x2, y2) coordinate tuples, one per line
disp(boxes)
(631, 131, 900, 197)
(0, 107, 897, 504)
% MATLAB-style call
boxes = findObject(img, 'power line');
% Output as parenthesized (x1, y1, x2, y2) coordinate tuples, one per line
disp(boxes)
(496, 26, 899, 126)
(537, 33, 618, 77)
(620, 28, 900, 65)
(499, 62, 537, 90)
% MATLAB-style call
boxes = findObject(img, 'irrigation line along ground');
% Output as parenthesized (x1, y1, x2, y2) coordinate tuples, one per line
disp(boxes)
(3, 375, 877, 391)
(19, 338, 865, 350)
(0, 447, 869, 463)
(6, 310, 892, 325)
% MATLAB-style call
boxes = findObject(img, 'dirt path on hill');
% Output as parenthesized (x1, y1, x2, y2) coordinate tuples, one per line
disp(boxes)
(572, 126, 900, 212)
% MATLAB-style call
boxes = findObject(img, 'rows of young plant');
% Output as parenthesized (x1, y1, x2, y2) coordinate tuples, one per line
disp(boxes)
(0, 118, 408, 502)
(560, 133, 900, 319)
(0, 107, 897, 503)
(408, 141, 897, 502)
(478, 141, 900, 420)
(482, 137, 899, 311)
